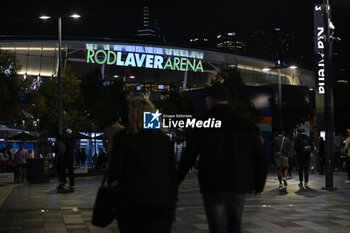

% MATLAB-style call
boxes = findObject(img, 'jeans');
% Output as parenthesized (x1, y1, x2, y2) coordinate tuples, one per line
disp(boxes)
(66, 162, 75, 186)
(298, 156, 310, 183)
(55, 155, 66, 184)
(202, 192, 245, 233)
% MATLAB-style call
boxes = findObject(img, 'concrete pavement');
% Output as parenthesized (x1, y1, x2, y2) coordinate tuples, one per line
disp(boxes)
(1, 171, 350, 233)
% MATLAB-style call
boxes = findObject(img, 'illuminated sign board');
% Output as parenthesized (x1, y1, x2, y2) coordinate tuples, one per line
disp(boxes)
(85, 44, 204, 73)
(314, 4, 331, 95)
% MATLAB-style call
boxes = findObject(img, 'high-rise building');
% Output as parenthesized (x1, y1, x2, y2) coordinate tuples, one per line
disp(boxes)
(135, 6, 165, 43)
(216, 32, 247, 54)
(248, 28, 296, 63)
(189, 37, 210, 47)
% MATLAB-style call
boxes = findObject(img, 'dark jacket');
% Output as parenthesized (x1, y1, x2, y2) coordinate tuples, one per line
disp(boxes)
(108, 129, 177, 208)
(53, 140, 66, 164)
(64, 135, 75, 163)
(177, 104, 268, 193)
(294, 134, 313, 158)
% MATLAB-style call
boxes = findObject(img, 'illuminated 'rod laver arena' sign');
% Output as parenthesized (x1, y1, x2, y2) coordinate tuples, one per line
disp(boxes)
(86, 49, 204, 72)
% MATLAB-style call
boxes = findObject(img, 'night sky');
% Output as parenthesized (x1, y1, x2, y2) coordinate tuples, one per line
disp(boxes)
(1, 0, 349, 69)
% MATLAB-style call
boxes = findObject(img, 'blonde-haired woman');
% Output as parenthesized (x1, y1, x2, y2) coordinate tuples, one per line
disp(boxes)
(108, 98, 177, 233)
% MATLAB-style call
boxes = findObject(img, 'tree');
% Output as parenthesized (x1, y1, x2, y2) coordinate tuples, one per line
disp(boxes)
(80, 68, 130, 131)
(212, 68, 261, 123)
(159, 86, 194, 144)
(31, 65, 84, 136)
(0, 50, 29, 126)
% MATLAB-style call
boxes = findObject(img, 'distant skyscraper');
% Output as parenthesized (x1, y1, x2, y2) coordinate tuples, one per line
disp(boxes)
(135, 6, 165, 43)
(248, 28, 296, 63)
(189, 37, 210, 47)
(216, 32, 247, 54)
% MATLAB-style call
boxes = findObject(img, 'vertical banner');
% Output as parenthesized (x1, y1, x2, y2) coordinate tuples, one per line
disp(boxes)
(314, 4, 331, 133)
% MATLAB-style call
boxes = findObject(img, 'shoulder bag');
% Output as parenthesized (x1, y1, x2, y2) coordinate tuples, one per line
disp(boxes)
(274, 136, 286, 158)
(92, 174, 118, 227)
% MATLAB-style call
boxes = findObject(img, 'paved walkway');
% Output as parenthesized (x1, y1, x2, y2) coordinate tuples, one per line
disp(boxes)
(1, 171, 350, 233)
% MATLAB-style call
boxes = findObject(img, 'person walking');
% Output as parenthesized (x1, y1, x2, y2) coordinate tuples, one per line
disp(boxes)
(103, 114, 125, 154)
(79, 148, 87, 167)
(177, 84, 268, 233)
(294, 128, 314, 190)
(53, 135, 66, 190)
(5, 145, 14, 172)
(343, 128, 350, 183)
(108, 98, 177, 233)
(64, 128, 75, 191)
(14, 142, 28, 181)
(0, 147, 8, 173)
(318, 137, 325, 175)
(273, 129, 292, 190)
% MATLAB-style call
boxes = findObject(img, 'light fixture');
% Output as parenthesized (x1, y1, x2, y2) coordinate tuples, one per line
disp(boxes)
(70, 14, 81, 19)
(129, 76, 136, 79)
(337, 80, 348, 84)
(39, 15, 51, 20)
(113, 75, 119, 78)
(262, 68, 271, 72)
(289, 65, 298, 69)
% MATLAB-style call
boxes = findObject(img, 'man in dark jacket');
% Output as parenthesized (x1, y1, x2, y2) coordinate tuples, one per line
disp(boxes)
(53, 135, 66, 190)
(64, 128, 76, 191)
(177, 85, 268, 233)
(294, 128, 314, 190)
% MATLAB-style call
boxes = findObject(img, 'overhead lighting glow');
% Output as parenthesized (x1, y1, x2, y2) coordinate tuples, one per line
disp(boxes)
(113, 75, 119, 78)
(289, 65, 298, 69)
(0, 47, 57, 51)
(39, 16, 51, 20)
(262, 68, 271, 72)
(70, 14, 81, 19)
(129, 76, 136, 79)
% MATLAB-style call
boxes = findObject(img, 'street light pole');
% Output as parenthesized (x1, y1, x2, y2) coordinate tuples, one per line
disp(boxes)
(262, 64, 297, 129)
(40, 13, 80, 136)
(58, 16, 62, 136)
(278, 68, 283, 129)
(322, 0, 335, 190)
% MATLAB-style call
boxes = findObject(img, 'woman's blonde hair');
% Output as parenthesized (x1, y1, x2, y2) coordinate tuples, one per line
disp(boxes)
(127, 97, 158, 134)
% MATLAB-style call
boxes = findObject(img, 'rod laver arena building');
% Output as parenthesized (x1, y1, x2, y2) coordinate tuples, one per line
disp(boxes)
(0, 37, 315, 162)
(0, 37, 314, 89)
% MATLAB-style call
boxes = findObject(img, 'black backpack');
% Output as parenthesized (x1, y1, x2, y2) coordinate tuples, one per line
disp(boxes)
(299, 136, 312, 154)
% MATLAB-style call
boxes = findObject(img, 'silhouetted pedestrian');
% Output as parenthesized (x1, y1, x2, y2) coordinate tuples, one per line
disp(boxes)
(14, 142, 28, 181)
(177, 84, 268, 233)
(103, 114, 125, 154)
(344, 128, 350, 183)
(79, 148, 87, 166)
(64, 128, 75, 191)
(294, 128, 314, 190)
(318, 137, 325, 175)
(273, 129, 292, 190)
(53, 135, 66, 190)
(108, 98, 177, 233)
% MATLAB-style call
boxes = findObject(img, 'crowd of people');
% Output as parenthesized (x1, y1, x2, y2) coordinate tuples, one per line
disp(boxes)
(2, 84, 350, 233)
(273, 126, 350, 191)
(0, 142, 29, 181)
